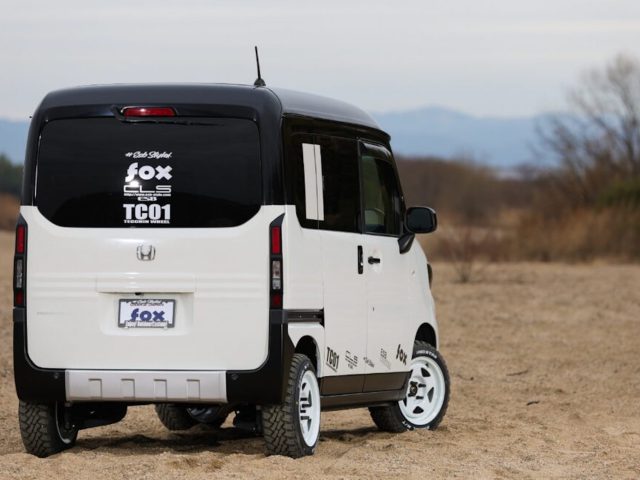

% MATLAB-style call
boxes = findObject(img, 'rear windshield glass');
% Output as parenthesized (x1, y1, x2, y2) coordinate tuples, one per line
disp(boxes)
(36, 118, 261, 228)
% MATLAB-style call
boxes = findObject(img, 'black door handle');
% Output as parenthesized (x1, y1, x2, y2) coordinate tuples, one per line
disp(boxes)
(357, 246, 364, 274)
(368, 256, 381, 265)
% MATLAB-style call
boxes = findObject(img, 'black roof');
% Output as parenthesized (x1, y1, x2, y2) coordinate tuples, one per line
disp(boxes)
(24, 83, 388, 206)
(38, 83, 382, 131)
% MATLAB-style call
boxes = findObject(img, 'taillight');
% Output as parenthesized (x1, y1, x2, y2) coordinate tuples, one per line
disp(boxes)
(269, 216, 284, 309)
(122, 106, 176, 117)
(14, 223, 27, 307)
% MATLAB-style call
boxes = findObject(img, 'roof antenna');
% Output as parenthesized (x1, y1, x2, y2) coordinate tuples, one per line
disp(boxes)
(253, 46, 266, 87)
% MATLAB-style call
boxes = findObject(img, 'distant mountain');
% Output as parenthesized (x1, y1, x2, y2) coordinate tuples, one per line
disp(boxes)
(0, 119, 29, 164)
(374, 106, 553, 168)
(0, 107, 552, 168)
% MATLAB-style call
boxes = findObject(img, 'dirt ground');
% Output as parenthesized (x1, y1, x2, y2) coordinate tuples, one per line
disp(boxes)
(0, 230, 638, 479)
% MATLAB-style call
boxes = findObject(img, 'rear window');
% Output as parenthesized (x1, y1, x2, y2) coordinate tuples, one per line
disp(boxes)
(35, 118, 261, 228)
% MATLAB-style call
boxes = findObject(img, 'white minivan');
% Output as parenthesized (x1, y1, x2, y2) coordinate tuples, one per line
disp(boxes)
(13, 84, 449, 458)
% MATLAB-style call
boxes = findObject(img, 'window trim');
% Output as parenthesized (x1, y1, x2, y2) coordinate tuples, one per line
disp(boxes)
(286, 130, 363, 234)
(358, 139, 406, 239)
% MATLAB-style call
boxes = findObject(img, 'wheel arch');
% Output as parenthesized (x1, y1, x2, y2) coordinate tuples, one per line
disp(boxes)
(415, 323, 438, 349)
(294, 335, 319, 374)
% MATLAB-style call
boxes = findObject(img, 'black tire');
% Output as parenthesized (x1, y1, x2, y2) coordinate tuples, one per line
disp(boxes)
(186, 406, 230, 428)
(262, 354, 320, 458)
(19, 401, 78, 458)
(154, 404, 198, 431)
(155, 404, 230, 431)
(370, 341, 450, 432)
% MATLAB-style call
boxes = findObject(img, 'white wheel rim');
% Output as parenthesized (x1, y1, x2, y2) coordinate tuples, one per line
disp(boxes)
(398, 355, 446, 426)
(298, 370, 321, 446)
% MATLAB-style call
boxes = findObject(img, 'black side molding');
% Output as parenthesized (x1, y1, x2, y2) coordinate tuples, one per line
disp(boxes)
(320, 371, 410, 410)
(321, 389, 406, 411)
(13, 307, 66, 402)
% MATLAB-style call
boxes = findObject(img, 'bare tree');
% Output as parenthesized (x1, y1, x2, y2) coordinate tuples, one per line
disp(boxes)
(540, 54, 640, 207)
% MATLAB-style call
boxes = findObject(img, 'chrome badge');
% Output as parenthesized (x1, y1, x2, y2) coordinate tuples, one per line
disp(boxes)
(136, 244, 156, 261)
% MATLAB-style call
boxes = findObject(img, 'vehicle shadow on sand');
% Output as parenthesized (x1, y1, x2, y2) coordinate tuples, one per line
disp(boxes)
(72, 425, 381, 457)
(74, 426, 265, 456)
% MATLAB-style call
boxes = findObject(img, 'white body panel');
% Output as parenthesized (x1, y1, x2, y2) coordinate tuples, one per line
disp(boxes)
(363, 234, 415, 374)
(24, 205, 283, 370)
(319, 230, 367, 377)
(282, 206, 323, 310)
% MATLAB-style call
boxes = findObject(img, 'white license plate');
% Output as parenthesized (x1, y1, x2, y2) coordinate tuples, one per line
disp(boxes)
(118, 299, 176, 328)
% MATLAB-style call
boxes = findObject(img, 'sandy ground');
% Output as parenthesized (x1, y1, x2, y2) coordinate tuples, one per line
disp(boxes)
(0, 230, 638, 479)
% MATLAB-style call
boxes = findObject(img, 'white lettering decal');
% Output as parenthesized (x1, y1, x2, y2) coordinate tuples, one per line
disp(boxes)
(123, 203, 170, 224)
(125, 151, 173, 160)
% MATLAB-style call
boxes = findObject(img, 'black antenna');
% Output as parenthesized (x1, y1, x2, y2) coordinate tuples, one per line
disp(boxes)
(253, 46, 266, 87)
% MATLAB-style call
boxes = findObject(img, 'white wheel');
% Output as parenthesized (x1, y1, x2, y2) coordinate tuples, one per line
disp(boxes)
(298, 370, 321, 446)
(398, 354, 447, 426)
(370, 342, 450, 432)
(262, 354, 321, 458)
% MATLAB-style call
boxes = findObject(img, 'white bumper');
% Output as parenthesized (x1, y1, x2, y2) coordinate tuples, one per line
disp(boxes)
(66, 370, 227, 403)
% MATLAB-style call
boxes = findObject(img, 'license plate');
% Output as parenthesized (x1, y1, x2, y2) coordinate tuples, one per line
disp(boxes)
(118, 299, 175, 328)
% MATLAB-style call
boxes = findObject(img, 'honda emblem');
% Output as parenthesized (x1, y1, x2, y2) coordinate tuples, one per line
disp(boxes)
(137, 244, 156, 261)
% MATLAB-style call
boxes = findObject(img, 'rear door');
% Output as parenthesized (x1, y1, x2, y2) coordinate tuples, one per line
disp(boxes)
(314, 135, 367, 389)
(287, 130, 367, 390)
(25, 116, 276, 371)
(360, 142, 413, 382)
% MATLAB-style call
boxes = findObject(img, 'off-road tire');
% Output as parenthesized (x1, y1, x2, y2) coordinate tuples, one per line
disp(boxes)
(370, 341, 450, 432)
(154, 404, 198, 431)
(19, 401, 78, 457)
(188, 406, 231, 428)
(262, 354, 319, 458)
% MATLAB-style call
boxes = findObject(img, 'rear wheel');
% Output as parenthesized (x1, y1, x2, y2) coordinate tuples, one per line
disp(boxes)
(370, 341, 450, 432)
(262, 354, 321, 458)
(19, 401, 78, 457)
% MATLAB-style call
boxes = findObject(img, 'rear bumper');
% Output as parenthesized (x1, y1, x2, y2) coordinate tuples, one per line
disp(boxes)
(66, 370, 227, 403)
(14, 307, 293, 405)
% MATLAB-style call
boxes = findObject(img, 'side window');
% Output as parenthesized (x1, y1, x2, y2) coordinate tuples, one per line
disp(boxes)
(361, 145, 402, 236)
(316, 135, 360, 233)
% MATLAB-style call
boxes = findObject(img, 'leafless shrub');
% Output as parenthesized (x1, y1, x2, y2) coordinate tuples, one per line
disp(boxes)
(432, 226, 505, 282)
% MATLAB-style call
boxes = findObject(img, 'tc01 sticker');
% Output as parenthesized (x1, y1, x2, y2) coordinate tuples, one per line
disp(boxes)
(326, 346, 340, 372)
(122, 157, 173, 225)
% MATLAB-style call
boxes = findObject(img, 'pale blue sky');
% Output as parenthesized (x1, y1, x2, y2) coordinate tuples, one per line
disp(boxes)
(1, 0, 639, 119)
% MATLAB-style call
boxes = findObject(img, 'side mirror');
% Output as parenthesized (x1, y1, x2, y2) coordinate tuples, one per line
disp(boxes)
(406, 207, 437, 234)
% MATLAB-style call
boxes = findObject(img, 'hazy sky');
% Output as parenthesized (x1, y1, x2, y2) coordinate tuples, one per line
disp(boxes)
(1, 0, 639, 120)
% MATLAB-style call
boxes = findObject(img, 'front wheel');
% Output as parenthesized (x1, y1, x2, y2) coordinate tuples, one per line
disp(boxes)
(155, 404, 229, 431)
(19, 401, 78, 457)
(370, 341, 450, 432)
(262, 353, 321, 458)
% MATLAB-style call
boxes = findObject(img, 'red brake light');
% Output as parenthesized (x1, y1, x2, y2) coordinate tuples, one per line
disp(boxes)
(14, 223, 27, 307)
(271, 293, 282, 308)
(14, 290, 24, 307)
(270, 226, 281, 255)
(269, 217, 284, 309)
(122, 107, 176, 117)
(15, 224, 26, 254)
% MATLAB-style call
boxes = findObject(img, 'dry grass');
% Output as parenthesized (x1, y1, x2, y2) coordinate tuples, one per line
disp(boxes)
(0, 230, 639, 478)
(514, 207, 640, 261)
(0, 195, 18, 231)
